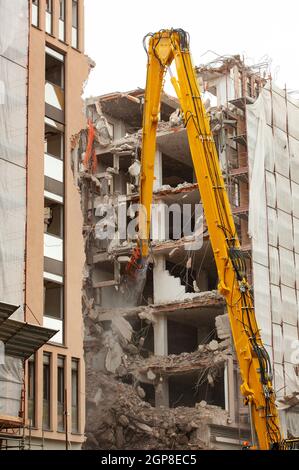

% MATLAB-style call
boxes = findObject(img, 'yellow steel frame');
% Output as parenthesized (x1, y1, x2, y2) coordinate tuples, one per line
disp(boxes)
(138, 29, 282, 450)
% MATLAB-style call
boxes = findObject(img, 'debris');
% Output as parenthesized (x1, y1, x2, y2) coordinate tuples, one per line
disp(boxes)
(197, 400, 207, 408)
(169, 109, 182, 127)
(207, 340, 219, 352)
(136, 386, 146, 399)
(135, 422, 153, 434)
(105, 341, 123, 373)
(118, 415, 129, 427)
(128, 160, 141, 177)
(93, 389, 103, 406)
(193, 280, 200, 293)
(126, 341, 229, 378)
(115, 426, 125, 448)
(169, 247, 179, 258)
(216, 314, 231, 340)
(147, 369, 156, 381)
(207, 373, 214, 386)
(84, 369, 227, 450)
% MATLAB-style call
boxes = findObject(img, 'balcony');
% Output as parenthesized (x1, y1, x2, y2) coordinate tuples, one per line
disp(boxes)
(45, 81, 64, 111)
(44, 233, 63, 262)
(44, 153, 63, 183)
(43, 317, 63, 344)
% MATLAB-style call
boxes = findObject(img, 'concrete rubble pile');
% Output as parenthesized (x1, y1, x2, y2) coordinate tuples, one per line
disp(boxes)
(85, 370, 229, 450)
(125, 340, 230, 379)
(83, 293, 231, 450)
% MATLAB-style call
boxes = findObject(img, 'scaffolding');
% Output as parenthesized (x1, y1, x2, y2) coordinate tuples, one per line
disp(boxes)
(0, 302, 57, 451)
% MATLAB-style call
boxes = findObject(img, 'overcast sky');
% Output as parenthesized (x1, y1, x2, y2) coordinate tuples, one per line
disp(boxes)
(84, 0, 299, 98)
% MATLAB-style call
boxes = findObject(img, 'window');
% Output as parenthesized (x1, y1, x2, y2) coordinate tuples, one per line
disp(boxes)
(44, 280, 63, 319)
(59, 0, 66, 41)
(46, 52, 64, 88)
(71, 359, 79, 433)
(43, 353, 51, 430)
(72, 0, 79, 48)
(44, 199, 64, 237)
(43, 280, 64, 344)
(45, 120, 64, 160)
(27, 355, 35, 427)
(32, 0, 39, 27)
(45, 49, 65, 119)
(45, 0, 53, 34)
(57, 356, 65, 431)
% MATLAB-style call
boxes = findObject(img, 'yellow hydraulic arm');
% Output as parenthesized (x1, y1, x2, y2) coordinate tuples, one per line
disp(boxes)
(137, 29, 284, 450)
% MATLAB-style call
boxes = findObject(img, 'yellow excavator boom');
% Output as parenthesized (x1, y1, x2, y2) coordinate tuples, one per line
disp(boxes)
(137, 29, 283, 450)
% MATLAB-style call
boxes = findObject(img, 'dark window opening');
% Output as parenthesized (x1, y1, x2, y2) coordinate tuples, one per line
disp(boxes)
(32, 0, 39, 27)
(45, 0, 53, 34)
(128, 317, 154, 358)
(167, 320, 198, 355)
(71, 359, 79, 433)
(141, 383, 155, 407)
(44, 198, 64, 238)
(57, 356, 65, 431)
(44, 280, 63, 320)
(43, 353, 51, 430)
(59, 0, 65, 20)
(45, 51, 65, 118)
(45, 121, 64, 159)
(72, 0, 79, 48)
(27, 355, 35, 427)
(169, 370, 225, 408)
(46, 52, 64, 88)
(162, 153, 193, 187)
(46, 0, 52, 12)
(59, 0, 66, 41)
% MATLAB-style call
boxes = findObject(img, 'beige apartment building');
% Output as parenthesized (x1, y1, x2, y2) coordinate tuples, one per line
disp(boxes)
(0, 0, 90, 450)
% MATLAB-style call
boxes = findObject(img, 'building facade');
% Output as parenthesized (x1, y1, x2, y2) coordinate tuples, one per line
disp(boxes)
(0, 0, 89, 450)
(25, 0, 89, 449)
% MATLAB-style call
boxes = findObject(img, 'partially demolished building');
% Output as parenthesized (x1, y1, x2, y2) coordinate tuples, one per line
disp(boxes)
(72, 55, 299, 449)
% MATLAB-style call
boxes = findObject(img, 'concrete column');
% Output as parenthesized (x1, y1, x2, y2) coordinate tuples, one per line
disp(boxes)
(155, 380, 169, 407)
(154, 314, 168, 356)
(154, 149, 163, 191)
(154, 314, 169, 407)
(151, 200, 167, 242)
(153, 255, 165, 304)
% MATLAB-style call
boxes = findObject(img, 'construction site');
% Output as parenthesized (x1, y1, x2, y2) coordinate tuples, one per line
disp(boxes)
(0, 1, 299, 452)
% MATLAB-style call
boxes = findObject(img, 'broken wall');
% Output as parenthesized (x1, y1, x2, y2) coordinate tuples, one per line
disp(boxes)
(83, 300, 234, 450)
